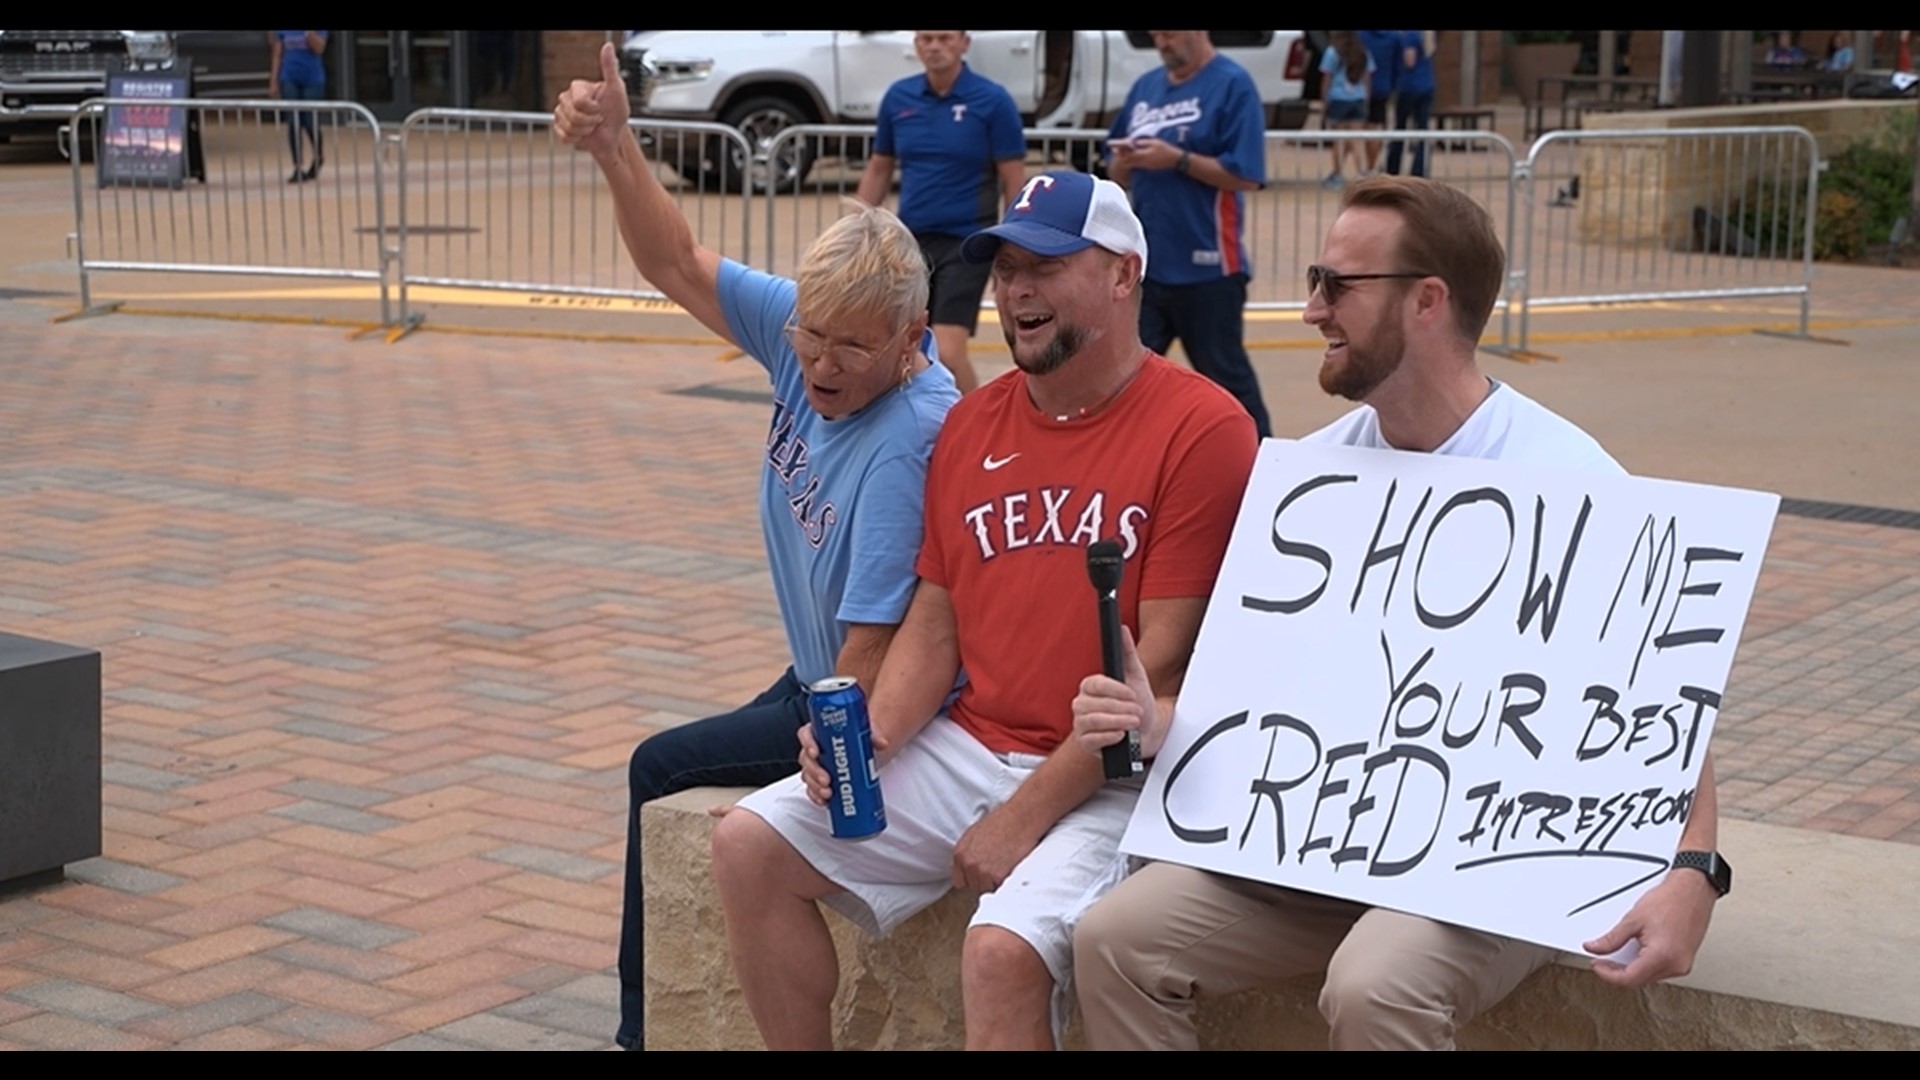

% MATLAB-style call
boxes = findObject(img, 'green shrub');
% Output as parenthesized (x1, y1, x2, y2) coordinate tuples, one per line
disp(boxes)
(1732, 172, 1810, 260)
(1733, 110, 1916, 261)
(1822, 110, 1916, 248)
(1813, 190, 1867, 261)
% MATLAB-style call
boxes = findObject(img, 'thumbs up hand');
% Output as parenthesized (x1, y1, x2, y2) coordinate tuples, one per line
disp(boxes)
(554, 41, 630, 158)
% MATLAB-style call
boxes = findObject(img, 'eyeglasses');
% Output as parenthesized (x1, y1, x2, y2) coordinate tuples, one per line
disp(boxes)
(1306, 265, 1432, 306)
(783, 314, 901, 374)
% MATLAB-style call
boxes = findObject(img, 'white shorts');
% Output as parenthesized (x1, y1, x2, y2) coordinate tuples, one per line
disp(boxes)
(734, 713, 1140, 1000)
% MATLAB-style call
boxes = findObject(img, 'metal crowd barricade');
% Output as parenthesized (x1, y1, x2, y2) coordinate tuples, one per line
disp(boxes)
(55, 103, 1825, 353)
(66, 97, 390, 324)
(761, 125, 1521, 349)
(1511, 126, 1820, 355)
(760, 124, 1113, 281)
(757, 124, 877, 281)
(393, 111, 756, 328)
(1248, 129, 1520, 332)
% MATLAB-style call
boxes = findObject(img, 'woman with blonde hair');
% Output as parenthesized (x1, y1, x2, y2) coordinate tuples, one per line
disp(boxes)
(555, 43, 961, 1050)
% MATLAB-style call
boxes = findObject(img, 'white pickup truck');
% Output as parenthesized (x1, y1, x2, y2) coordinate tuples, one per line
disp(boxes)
(622, 30, 1311, 192)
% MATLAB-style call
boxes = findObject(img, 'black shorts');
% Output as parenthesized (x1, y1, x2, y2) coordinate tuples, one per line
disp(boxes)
(918, 231, 993, 332)
(1366, 95, 1389, 126)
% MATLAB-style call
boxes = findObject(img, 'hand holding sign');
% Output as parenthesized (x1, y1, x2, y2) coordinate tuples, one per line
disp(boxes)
(1073, 628, 1163, 761)
(1584, 862, 1718, 987)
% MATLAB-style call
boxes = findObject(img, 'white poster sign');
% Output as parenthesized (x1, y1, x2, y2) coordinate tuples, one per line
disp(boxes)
(1119, 440, 1779, 955)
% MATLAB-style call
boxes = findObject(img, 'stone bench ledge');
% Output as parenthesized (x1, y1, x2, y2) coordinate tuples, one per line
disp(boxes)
(644, 789, 1920, 1049)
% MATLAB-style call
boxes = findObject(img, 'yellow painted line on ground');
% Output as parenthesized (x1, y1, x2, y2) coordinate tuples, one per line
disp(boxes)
(51, 304, 386, 339)
(54, 283, 690, 312)
(399, 321, 745, 355)
(42, 302, 745, 352)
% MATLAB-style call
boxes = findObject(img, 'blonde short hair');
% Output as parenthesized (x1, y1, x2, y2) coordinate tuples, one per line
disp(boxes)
(793, 200, 929, 332)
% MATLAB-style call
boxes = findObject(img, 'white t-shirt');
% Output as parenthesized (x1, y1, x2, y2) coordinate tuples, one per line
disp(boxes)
(1303, 380, 1623, 476)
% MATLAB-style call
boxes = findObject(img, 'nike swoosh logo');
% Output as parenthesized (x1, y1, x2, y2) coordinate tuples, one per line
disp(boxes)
(983, 453, 1021, 471)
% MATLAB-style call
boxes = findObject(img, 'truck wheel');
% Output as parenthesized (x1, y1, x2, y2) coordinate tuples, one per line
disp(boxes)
(720, 96, 814, 195)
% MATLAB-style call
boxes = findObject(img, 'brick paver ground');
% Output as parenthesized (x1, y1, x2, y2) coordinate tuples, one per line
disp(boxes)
(0, 307, 781, 1048)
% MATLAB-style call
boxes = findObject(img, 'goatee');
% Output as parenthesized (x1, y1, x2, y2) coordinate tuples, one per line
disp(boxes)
(1009, 323, 1091, 377)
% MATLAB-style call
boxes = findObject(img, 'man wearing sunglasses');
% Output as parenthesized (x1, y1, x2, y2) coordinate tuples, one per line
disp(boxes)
(1070, 176, 1728, 1049)
(712, 170, 1257, 1049)
(555, 43, 962, 1051)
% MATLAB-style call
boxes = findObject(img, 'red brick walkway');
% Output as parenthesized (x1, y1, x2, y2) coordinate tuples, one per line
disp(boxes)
(0, 308, 780, 1048)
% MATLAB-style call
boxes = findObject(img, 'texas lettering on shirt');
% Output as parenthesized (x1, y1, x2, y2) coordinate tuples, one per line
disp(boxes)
(766, 397, 837, 548)
(960, 482, 1150, 562)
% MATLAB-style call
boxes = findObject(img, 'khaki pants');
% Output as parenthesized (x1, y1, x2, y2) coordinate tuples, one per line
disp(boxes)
(1073, 862, 1558, 1050)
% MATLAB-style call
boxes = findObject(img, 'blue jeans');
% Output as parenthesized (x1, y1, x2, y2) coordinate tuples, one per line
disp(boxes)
(615, 668, 808, 1049)
(281, 81, 325, 170)
(1386, 90, 1434, 178)
(1141, 274, 1272, 439)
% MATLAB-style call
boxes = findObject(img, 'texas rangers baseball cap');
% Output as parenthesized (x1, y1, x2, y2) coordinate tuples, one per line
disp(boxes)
(961, 170, 1148, 281)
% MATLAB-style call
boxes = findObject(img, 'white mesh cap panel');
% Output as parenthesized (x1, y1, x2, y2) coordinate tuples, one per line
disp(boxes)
(1084, 178, 1149, 281)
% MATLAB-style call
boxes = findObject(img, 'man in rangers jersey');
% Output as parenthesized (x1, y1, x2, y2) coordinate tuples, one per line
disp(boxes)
(1107, 30, 1273, 439)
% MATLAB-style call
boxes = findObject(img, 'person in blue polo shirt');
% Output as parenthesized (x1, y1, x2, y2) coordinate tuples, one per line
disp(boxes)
(1106, 30, 1272, 439)
(858, 30, 1027, 395)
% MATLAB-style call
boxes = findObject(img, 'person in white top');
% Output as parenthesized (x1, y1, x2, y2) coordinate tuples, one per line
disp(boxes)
(1068, 175, 1732, 1050)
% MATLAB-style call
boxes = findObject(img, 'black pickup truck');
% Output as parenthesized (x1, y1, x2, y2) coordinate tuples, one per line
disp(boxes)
(1, 30, 270, 140)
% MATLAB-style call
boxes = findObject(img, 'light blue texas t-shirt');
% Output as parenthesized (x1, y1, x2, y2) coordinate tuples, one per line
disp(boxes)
(717, 259, 959, 685)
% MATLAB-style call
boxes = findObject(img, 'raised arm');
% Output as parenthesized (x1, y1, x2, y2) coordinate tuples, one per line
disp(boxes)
(554, 43, 731, 341)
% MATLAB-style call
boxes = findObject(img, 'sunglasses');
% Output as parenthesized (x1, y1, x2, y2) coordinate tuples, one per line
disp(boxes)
(1306, 265, 1432, 306)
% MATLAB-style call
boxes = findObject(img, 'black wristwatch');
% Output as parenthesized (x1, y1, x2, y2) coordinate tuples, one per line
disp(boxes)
(1176, 149, 1192, 174)
(1672, 850, 1732, 898)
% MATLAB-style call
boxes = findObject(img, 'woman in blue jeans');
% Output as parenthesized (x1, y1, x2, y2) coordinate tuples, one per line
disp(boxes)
(269, 30, 328, 183)
(556, 42, 960, 1051)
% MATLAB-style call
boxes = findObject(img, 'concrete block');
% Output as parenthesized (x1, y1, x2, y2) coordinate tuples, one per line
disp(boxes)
(0, 631, 102, 886)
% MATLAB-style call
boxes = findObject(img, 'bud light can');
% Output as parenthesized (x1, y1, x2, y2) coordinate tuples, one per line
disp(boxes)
(807, 676, 886, 840)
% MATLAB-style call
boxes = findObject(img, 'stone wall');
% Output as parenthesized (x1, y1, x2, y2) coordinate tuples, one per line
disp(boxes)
(1568, 100, 1914, 248)
(645, 790, 1920, 1050)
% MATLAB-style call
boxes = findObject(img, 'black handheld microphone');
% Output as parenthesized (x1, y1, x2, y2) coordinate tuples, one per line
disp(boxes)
(1086, 540, 1142, 780)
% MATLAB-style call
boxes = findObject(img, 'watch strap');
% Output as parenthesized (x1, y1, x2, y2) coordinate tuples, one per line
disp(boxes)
(1673, 849, 1732, 897)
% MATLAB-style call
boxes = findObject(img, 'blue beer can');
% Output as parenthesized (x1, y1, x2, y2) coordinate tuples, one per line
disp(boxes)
(807, 676, 886, 841)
